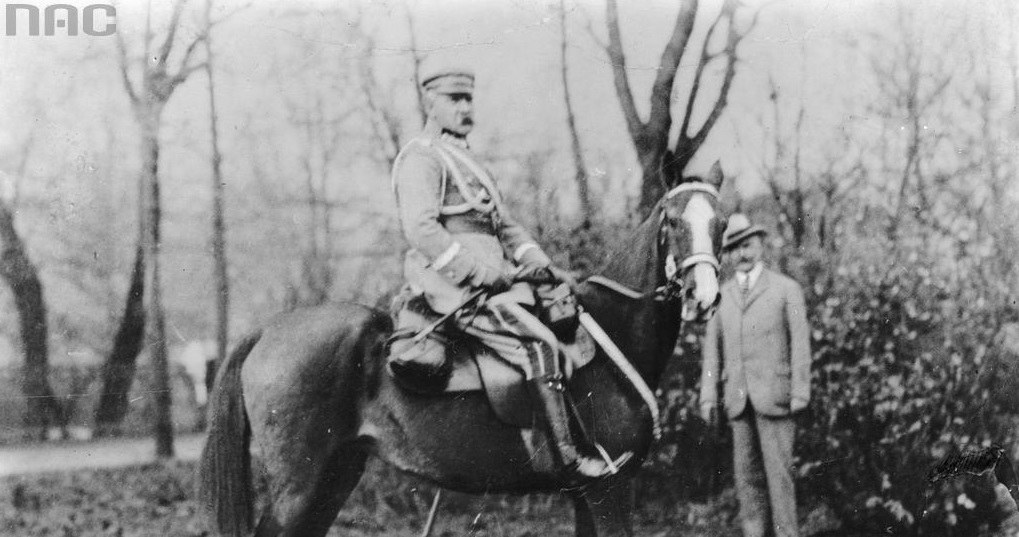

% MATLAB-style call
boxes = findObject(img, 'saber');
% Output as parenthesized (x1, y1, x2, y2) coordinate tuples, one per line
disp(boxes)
(411, 289, 487, 344)
(577, 308, 662, 441)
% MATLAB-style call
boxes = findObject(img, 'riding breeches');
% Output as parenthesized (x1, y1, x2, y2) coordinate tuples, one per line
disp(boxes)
(457, 292, 561, 380)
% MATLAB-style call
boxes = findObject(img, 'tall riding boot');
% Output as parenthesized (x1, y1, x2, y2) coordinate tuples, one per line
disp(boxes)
(527, 374, 617, 480)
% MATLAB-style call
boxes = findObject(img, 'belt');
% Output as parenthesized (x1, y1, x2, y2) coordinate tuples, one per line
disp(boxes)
(442, 214, 496, 235)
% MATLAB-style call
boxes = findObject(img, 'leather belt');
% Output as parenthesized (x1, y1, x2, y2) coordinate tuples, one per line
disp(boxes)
(442, 214, 496, 235)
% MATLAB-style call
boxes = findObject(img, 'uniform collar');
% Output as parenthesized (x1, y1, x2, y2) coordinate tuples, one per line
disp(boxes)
(423, 121, 469, 149)
(440, 131, 469, 149)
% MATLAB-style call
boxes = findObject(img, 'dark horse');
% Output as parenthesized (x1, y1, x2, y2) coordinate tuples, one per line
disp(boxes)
(198, 169, 727, 536)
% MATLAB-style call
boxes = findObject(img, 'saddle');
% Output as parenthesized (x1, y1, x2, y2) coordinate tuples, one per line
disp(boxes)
(386, 294, 596, 427)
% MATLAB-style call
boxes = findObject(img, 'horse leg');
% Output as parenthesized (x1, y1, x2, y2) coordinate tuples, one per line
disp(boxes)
(255, 446, 368, 537)
(571, 492, 597, 537)
(571, 477, 636, 537)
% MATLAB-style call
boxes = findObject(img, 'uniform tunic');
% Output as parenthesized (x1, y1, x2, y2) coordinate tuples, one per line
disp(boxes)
(392, 127, 558, 379)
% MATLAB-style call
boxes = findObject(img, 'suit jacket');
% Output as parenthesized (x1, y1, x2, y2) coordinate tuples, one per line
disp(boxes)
(700, 267, 811, 418)
(393, 127, 549, 314)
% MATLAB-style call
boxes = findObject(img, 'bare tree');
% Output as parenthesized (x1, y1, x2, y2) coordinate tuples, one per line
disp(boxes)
(405, 3, 426, 126)
(603, 0, 758, 215)
(95, 0, 208, 457)
(203, 0, 229, 377)
(0, 138, 63, 439)
(559, 0, 593, 222)
(866, 5, 952, 239)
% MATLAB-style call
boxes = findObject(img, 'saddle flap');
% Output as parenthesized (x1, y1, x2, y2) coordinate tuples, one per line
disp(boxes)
(389, 294, 596, 428)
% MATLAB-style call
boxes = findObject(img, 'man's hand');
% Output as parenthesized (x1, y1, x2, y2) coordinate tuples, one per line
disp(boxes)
(547, 265, 580, 292)
(791, 397, 809, 414)
(700, 402, 717, 427)
(470, 263, 512, 294)
(514, 264, 555, 285)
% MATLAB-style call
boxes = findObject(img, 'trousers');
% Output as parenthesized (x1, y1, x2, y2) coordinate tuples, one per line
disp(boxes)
(458, 292, 560, 379)
(731, 405, 799, 537)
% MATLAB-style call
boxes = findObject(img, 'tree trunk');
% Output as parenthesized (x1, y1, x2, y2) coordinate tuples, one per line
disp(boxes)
(558, 0, 593, 221)
(637, 145, 667, 215)
(93, 241, 146, 437)
(0, 200, 62, 439)
(137, 106, 174, 458)
(205, 0, 230, 382)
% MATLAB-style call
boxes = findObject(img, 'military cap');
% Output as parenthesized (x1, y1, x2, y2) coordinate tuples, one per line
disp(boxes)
(722, 213, 767, 250)
(419, 53, 475, 94)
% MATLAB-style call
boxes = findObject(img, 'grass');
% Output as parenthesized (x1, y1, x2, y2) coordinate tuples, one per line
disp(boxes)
(0, 459, 746, 536)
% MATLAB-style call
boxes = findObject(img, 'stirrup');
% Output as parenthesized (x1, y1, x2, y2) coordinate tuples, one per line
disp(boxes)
(569, 451, 634, 479)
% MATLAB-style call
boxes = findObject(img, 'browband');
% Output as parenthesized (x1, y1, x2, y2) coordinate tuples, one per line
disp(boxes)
(663, 182, 719, 200)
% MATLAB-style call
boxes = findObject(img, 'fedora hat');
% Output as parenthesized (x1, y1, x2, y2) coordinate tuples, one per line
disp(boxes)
(722, 213, 767, 250)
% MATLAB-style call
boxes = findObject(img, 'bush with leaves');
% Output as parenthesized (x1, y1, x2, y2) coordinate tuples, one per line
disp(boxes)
(796, 250, 1017, 536)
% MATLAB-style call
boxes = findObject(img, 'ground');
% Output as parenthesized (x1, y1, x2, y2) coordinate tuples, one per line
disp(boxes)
(0, 436, 746, 537)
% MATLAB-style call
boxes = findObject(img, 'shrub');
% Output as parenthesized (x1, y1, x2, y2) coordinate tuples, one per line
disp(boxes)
(797, 254, 1017, 535)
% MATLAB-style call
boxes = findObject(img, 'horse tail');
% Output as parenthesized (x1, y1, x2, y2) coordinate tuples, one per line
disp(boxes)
(197, 331, 261, 537)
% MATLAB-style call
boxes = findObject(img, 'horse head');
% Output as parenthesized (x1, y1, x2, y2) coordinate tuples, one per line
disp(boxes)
(656, 160, 726, 322)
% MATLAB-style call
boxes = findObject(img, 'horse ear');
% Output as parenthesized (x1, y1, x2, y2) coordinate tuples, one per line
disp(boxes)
(706, 160, 724, 189)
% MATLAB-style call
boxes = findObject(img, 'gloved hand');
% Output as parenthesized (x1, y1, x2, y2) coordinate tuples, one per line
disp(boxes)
(469, 262, 513, 294)
(547, 265, 580, 293)
(513, 264, 556, 285)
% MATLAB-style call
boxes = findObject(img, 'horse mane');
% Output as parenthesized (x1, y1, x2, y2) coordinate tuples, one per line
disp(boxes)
(597, 199, 665, 295)
(597, 176, 709, 292)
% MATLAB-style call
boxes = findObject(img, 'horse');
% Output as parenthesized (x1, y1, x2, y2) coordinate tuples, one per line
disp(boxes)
(198, 167, 728, 537)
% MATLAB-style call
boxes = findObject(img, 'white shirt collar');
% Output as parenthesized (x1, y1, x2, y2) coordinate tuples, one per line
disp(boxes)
(736, 262, 764, 289)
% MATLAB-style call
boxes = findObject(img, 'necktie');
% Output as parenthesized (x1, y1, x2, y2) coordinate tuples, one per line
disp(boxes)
(740, 276, 750, 300)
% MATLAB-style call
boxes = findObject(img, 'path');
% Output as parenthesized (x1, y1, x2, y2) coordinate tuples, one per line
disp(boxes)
(0, 433, 206, 476)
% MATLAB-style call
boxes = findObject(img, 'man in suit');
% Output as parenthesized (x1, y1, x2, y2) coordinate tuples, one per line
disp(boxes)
(699, 213, 811, 537)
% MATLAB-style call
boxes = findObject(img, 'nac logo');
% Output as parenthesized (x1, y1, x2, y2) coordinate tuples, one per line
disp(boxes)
(5, 3, 117, 37)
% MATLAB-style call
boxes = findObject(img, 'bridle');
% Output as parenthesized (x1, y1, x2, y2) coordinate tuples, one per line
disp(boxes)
(657, 182, 721, 302)
(587, 182, 721, 303)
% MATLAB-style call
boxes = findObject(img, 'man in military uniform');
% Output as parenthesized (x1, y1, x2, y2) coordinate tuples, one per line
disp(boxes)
(390, 59, 620, 479)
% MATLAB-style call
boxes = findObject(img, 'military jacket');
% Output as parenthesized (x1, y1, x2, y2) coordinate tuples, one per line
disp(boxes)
(393, 128, 550, 313)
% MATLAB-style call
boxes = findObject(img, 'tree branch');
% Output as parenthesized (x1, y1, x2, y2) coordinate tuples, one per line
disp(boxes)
(678, 3, 725, 142)
(605, 0, 644, 141)
(578, 4, 608, 51)
(168, 62, 208, 91)
(115, 29, 139, 104)
(682, 0, 753, 153)
(405, 3, 426, 125)
(156, 0, 190, 67)
(647, 0, 698, 136)
(175, 30, 207, 79)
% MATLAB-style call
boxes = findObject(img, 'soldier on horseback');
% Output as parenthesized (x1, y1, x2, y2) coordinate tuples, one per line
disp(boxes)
(388, 57, 623, 480)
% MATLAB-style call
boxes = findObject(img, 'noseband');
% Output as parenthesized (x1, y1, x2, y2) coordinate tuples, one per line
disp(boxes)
(656, 182, 721, 302)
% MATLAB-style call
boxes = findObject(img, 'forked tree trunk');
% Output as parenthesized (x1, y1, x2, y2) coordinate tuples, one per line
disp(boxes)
(0, 200, 63, 438)
(99, 0, 203, 444)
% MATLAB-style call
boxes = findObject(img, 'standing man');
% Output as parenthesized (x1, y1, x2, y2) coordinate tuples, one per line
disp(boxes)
(699, 214, 811, 537)
(389, 57, 627, 479)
